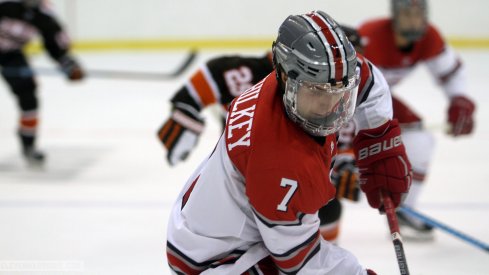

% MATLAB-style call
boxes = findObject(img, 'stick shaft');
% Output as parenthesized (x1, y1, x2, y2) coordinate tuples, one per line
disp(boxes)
(382, 192, 410, 275)
(0, 50, 197, 81)
(399, 206, 489, 253)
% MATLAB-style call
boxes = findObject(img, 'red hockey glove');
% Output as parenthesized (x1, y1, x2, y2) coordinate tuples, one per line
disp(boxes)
(448, 95, 475, 136)
(59, 55, 85, 81)
(157, 107, 204, 166)
(352, 119, 412, 209)
(367, 269, 377, 275)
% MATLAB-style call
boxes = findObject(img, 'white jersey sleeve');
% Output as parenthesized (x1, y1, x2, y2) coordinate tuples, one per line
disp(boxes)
(353, 58, 393, 133)
(253, 210, 367, 274)
(424, 46, 468, 98)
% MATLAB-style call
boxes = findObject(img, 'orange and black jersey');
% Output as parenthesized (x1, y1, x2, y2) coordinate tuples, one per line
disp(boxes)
(170, 53, 273, 112)
(0, 1, 70, 59)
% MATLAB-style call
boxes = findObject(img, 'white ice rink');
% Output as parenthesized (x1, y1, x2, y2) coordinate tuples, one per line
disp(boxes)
(1, 49, 488, 274)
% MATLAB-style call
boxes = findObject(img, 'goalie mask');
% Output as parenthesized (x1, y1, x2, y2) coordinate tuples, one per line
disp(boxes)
(392, 0, 428, 42)
(273, 10, 359, 136)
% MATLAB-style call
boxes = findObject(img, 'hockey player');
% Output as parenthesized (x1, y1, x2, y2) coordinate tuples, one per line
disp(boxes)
(356, 0, 476, 240)
(166, 10, 411, 274)
(157, 26, 361, 167)
(158, 25, 363, 244)
(0, 0, 84, 165)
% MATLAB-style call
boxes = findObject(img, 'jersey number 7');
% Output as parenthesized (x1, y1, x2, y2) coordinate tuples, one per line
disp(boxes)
(277, 178, 298, 212)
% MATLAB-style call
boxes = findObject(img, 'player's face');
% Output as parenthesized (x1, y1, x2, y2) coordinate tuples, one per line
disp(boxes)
(282, 72, 359, 136)
(395, 6, 426, 36)
(296, 83, 344, 121)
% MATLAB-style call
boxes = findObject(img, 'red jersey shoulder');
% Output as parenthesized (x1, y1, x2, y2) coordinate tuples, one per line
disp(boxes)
(418, 23, 446, 60)
(358, 18, 397, 67)
(359, 18, 447, 69)
(358, 18, 391, 37)
(228, 75, 337, 224)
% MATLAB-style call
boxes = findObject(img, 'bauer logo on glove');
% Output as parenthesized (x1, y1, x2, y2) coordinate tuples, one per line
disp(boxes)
(353, 119, 412, 209)
(357, 135, 402, 160)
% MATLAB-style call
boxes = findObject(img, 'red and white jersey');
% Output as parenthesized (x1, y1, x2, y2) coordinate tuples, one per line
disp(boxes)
(166, 56, 391, 274)
(359, 18, 468, 98)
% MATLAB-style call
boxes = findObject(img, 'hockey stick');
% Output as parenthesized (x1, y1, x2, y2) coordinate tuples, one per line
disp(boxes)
(0, 50, 197, 81)
(399, 206, 489, 253)
(382, 191, 410, 275)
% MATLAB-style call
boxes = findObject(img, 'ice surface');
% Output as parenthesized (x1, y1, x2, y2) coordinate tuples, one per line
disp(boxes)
(1, 49, 488, 274)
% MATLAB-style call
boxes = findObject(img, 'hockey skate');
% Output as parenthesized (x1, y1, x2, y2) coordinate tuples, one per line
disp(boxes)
(22, 147, 46, 167)
(397, 211, 434, 241)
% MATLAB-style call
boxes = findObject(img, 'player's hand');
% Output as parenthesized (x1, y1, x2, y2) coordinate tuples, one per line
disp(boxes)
(157, 108, 204, 166)
(447, 95, 475, 136)
(331, 152, 360, 201)
(367, 269, 377, 275)
(352, 119, 412, 209)
(59, 55, 84, 81)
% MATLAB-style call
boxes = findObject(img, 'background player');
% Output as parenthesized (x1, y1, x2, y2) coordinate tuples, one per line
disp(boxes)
(157, 52, 273, 166)
(166, 10, 411, 274)
(0, 0, 84, 165)
(357, 0, 476, 240)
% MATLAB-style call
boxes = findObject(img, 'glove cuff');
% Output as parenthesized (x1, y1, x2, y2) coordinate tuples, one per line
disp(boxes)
(449, 95, 475, 112)
(172, 109, 204, 134)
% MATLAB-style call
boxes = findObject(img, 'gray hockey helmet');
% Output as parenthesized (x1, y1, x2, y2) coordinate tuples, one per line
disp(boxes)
(273, 10, 357, 85)
(272, 10, 360, 136)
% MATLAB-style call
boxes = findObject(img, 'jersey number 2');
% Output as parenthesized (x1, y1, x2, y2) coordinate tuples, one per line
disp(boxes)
(224, 67, 253, 97)
(277, 178, 298, 212)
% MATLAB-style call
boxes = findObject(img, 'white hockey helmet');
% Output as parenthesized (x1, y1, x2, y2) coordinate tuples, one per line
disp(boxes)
(273, 10, 359, 136)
